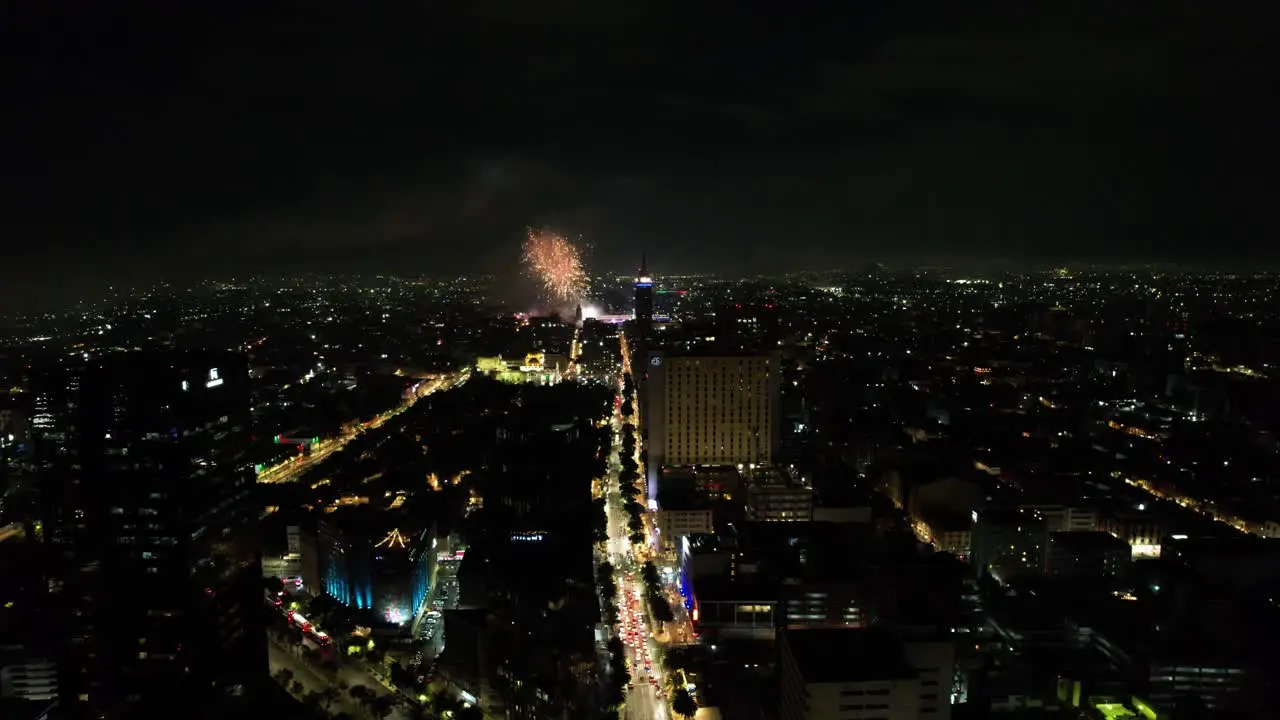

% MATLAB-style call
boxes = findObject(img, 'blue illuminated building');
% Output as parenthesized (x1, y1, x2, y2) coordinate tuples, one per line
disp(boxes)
(679, 533, 729, 615)
(318, 511, 437, 626)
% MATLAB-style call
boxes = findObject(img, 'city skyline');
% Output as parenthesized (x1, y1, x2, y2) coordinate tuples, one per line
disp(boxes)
(2, 4, 1278, 719)
(1, 263, 1277, 719)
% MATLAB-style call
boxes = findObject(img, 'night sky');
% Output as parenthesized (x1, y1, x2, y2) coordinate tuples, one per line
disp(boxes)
(2, 2, 1277, 309)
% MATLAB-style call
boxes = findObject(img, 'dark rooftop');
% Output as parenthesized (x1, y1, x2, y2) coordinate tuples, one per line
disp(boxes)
(684, 533, 723, 554)
(1049, 530, 1130, 551)
(783, 628, 917, 684)
(691, 575, 778, 602)
(657, 479, 712, 511)
(976, 507, 1048, 527)
(0, 699, 55, 720)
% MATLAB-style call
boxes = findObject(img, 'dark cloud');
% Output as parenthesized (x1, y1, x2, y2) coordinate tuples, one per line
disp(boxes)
(1, 1, 1278, 309)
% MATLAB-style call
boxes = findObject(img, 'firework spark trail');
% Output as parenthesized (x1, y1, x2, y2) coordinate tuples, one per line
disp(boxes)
(523, 229, 586, 302)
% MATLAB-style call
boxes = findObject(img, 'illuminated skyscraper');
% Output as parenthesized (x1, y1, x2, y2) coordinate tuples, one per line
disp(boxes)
(318, 511, 435, 627)
(29, 352, 265, 718)
(645, 351, 780, 501)
(0, 404, 29, 522)
(634, 254, 654, 323)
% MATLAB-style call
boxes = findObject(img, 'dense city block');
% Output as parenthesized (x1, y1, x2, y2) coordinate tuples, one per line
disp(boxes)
(1, 268, 1278, 720)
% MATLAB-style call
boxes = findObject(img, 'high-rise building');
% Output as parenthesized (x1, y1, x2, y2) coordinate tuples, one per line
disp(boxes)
(0, 405, 29, 522)
(634, 254, 654, 324)
(29, 352, 265, 718)
(645, 351, 780, 501)
(780, 628, 955, 720)
(971, 508, 1048, 580)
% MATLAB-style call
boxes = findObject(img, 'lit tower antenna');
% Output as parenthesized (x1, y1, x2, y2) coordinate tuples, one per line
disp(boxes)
(375, 528, 409, 550)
